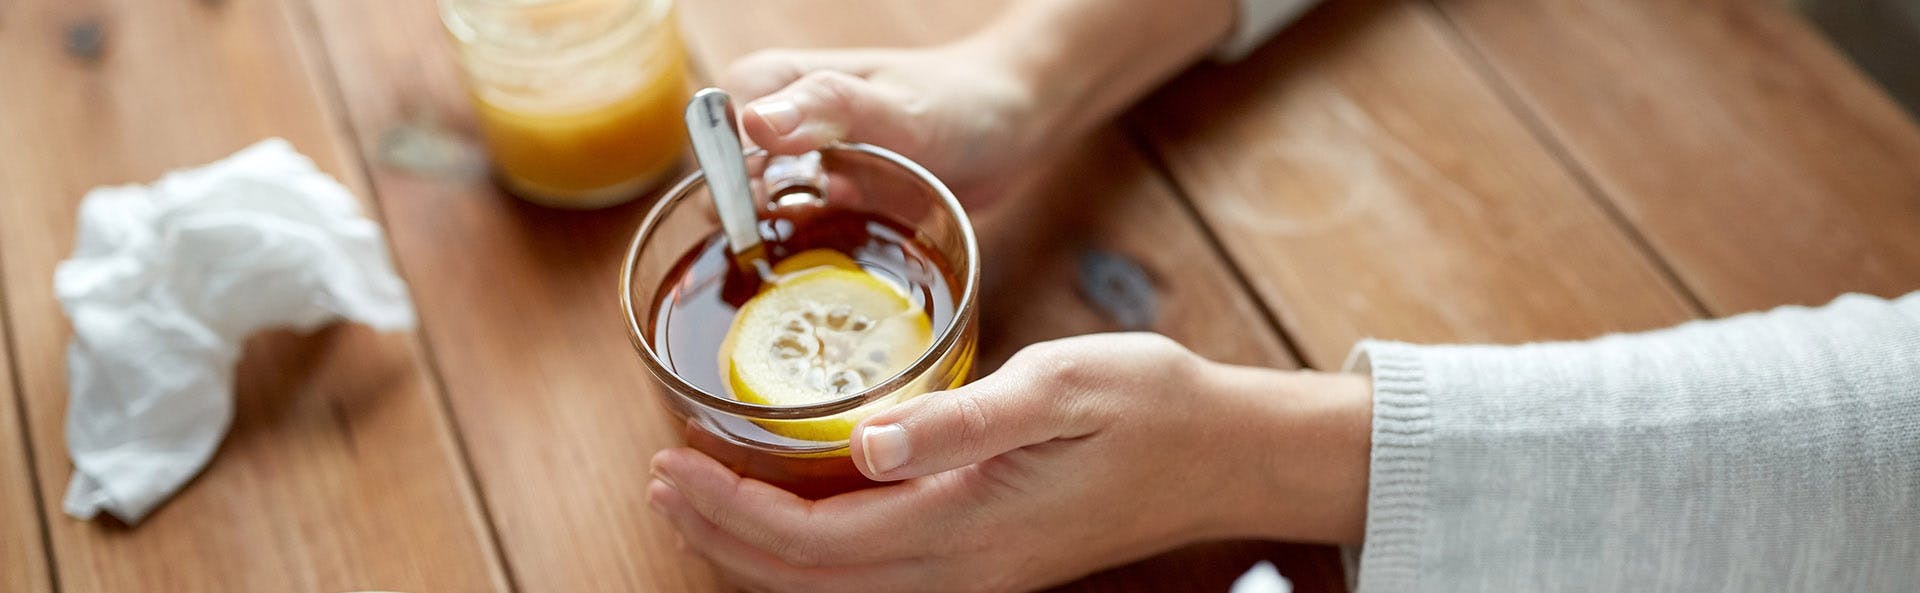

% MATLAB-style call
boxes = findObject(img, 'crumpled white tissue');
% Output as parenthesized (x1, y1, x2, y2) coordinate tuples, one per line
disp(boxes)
(1229, 561, 1293, 593)
(56, 138, 416, 524)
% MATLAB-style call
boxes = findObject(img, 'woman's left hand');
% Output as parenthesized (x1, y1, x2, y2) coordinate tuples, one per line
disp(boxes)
(647, 333, 1372, 593)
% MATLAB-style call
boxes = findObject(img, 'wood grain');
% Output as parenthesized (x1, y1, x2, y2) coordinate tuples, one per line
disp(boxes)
(971, 131, 1298, 370)
(294, 0, 719, 590)
(0, 314, 53, 593)
(1432, 0, 1920, 314)
(296, 0, 1343, 589)
(1132, 0, 1700, 366)
(0, 0, 507, 591)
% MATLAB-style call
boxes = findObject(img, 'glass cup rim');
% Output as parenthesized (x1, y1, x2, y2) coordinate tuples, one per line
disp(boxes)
(620, 141, 981, 420)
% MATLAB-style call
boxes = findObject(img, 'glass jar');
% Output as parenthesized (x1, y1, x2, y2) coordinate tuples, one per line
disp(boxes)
(622, 144, 981, 499)
(442, 0, 689, 209)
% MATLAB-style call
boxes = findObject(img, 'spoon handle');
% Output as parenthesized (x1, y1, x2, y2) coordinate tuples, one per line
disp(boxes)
(685, 88, 762, 257)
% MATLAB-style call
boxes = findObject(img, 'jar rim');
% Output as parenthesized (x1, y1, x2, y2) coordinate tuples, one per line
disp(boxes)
(441, 0, 671, 52)
(620, 143, 982, 424)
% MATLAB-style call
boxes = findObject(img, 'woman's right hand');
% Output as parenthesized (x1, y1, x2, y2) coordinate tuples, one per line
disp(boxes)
(720, 41, 1051, 207)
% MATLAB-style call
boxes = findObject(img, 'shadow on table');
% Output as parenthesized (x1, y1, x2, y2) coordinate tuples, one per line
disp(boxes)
(228, 323, 415, 466)
(81, 324, 416, 526)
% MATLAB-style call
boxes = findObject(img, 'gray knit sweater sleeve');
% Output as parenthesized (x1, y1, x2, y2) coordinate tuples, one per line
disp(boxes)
(1343, 292, 1920, 592)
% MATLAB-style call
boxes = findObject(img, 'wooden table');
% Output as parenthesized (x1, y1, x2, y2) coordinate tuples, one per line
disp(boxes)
(3, 0, 1917, 591)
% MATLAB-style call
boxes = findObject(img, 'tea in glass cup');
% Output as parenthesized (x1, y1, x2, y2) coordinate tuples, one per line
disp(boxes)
(623, 144, 978, 499)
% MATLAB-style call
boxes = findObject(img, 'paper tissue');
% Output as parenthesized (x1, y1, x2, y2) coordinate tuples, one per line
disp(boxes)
(56, 138, 417, 524)
(1230, 561, 1293, 593)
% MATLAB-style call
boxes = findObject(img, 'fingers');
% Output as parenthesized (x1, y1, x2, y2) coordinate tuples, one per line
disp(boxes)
(721, 49, 889, 101)
(650, 447, 977, 568)
(648, 480, 929, 593)
(649, 480, 794, 587)
(722, 48, 918, 157)
(850, 352, 1098, 482)
(735, 70, 922, 156)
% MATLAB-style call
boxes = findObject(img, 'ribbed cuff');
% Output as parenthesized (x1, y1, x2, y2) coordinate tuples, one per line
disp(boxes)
(1341, 340, 1433, 593)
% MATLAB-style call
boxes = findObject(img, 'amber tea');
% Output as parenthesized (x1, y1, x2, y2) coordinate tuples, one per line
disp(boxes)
(650, 202, 964, 498)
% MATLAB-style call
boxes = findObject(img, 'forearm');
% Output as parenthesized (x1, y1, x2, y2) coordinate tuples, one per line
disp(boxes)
(959, 0, 1237, 141)
(1349, 293, 1920, 592)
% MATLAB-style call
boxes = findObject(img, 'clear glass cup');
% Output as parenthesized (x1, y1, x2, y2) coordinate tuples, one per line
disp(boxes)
(442, 0, 689, 208)
(622, 143, 980, 498)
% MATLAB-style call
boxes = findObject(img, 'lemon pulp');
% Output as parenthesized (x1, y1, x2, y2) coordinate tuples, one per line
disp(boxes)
(718, 249, 933, 442)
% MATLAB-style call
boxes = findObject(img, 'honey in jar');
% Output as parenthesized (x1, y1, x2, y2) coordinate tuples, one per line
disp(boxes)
(443, 0, 689, 208)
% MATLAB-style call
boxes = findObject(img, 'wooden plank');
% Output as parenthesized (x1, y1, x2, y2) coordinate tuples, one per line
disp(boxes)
(1432, 0, 1920, 314)
(0, 1, 508, 591)
(970, 131, 1299, 370)
(1132, 0, 1700, 367)
(297, 0, 1343, 589)
(0, 313, 53, 593)
(291, 0, 718, 590)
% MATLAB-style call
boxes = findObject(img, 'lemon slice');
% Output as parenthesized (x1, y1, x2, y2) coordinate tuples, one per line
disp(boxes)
(769, 249, 861, 275)
(719, 251, 933, 442)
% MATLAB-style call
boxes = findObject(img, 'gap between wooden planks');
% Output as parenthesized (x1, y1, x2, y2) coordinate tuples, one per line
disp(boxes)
(1430, 0, 1920, 315)
(0, 0, 509, 591)
(1131, 0, 1703, 367)
(293, 0, 1349, 591)
(0, 293, 53, 593)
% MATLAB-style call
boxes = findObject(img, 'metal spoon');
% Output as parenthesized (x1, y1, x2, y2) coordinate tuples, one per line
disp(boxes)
(685, 87, 763, 261)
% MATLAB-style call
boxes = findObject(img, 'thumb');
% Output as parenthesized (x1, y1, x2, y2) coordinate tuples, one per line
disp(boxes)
(849, 365, 1090, 481)
(738, 70, 919, 157)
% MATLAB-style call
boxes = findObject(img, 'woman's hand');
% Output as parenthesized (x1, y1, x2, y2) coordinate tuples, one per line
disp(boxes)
(719, 0, 1240, 208)
(721, 42, 1047, 206)
(647, 333, 1373, 593)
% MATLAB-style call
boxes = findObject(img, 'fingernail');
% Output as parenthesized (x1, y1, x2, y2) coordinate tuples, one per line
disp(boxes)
(751, 100, 800, 135)
(859, 424, 910, 475)
(647, 489, 667, 515)
(650, 458, 676, 488)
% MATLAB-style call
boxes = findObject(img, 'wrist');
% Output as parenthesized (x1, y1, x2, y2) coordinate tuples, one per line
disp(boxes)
(956, 0, 1236, 141)
(1198, 363, 1373, 545)
(947, 25, 1079, 142)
